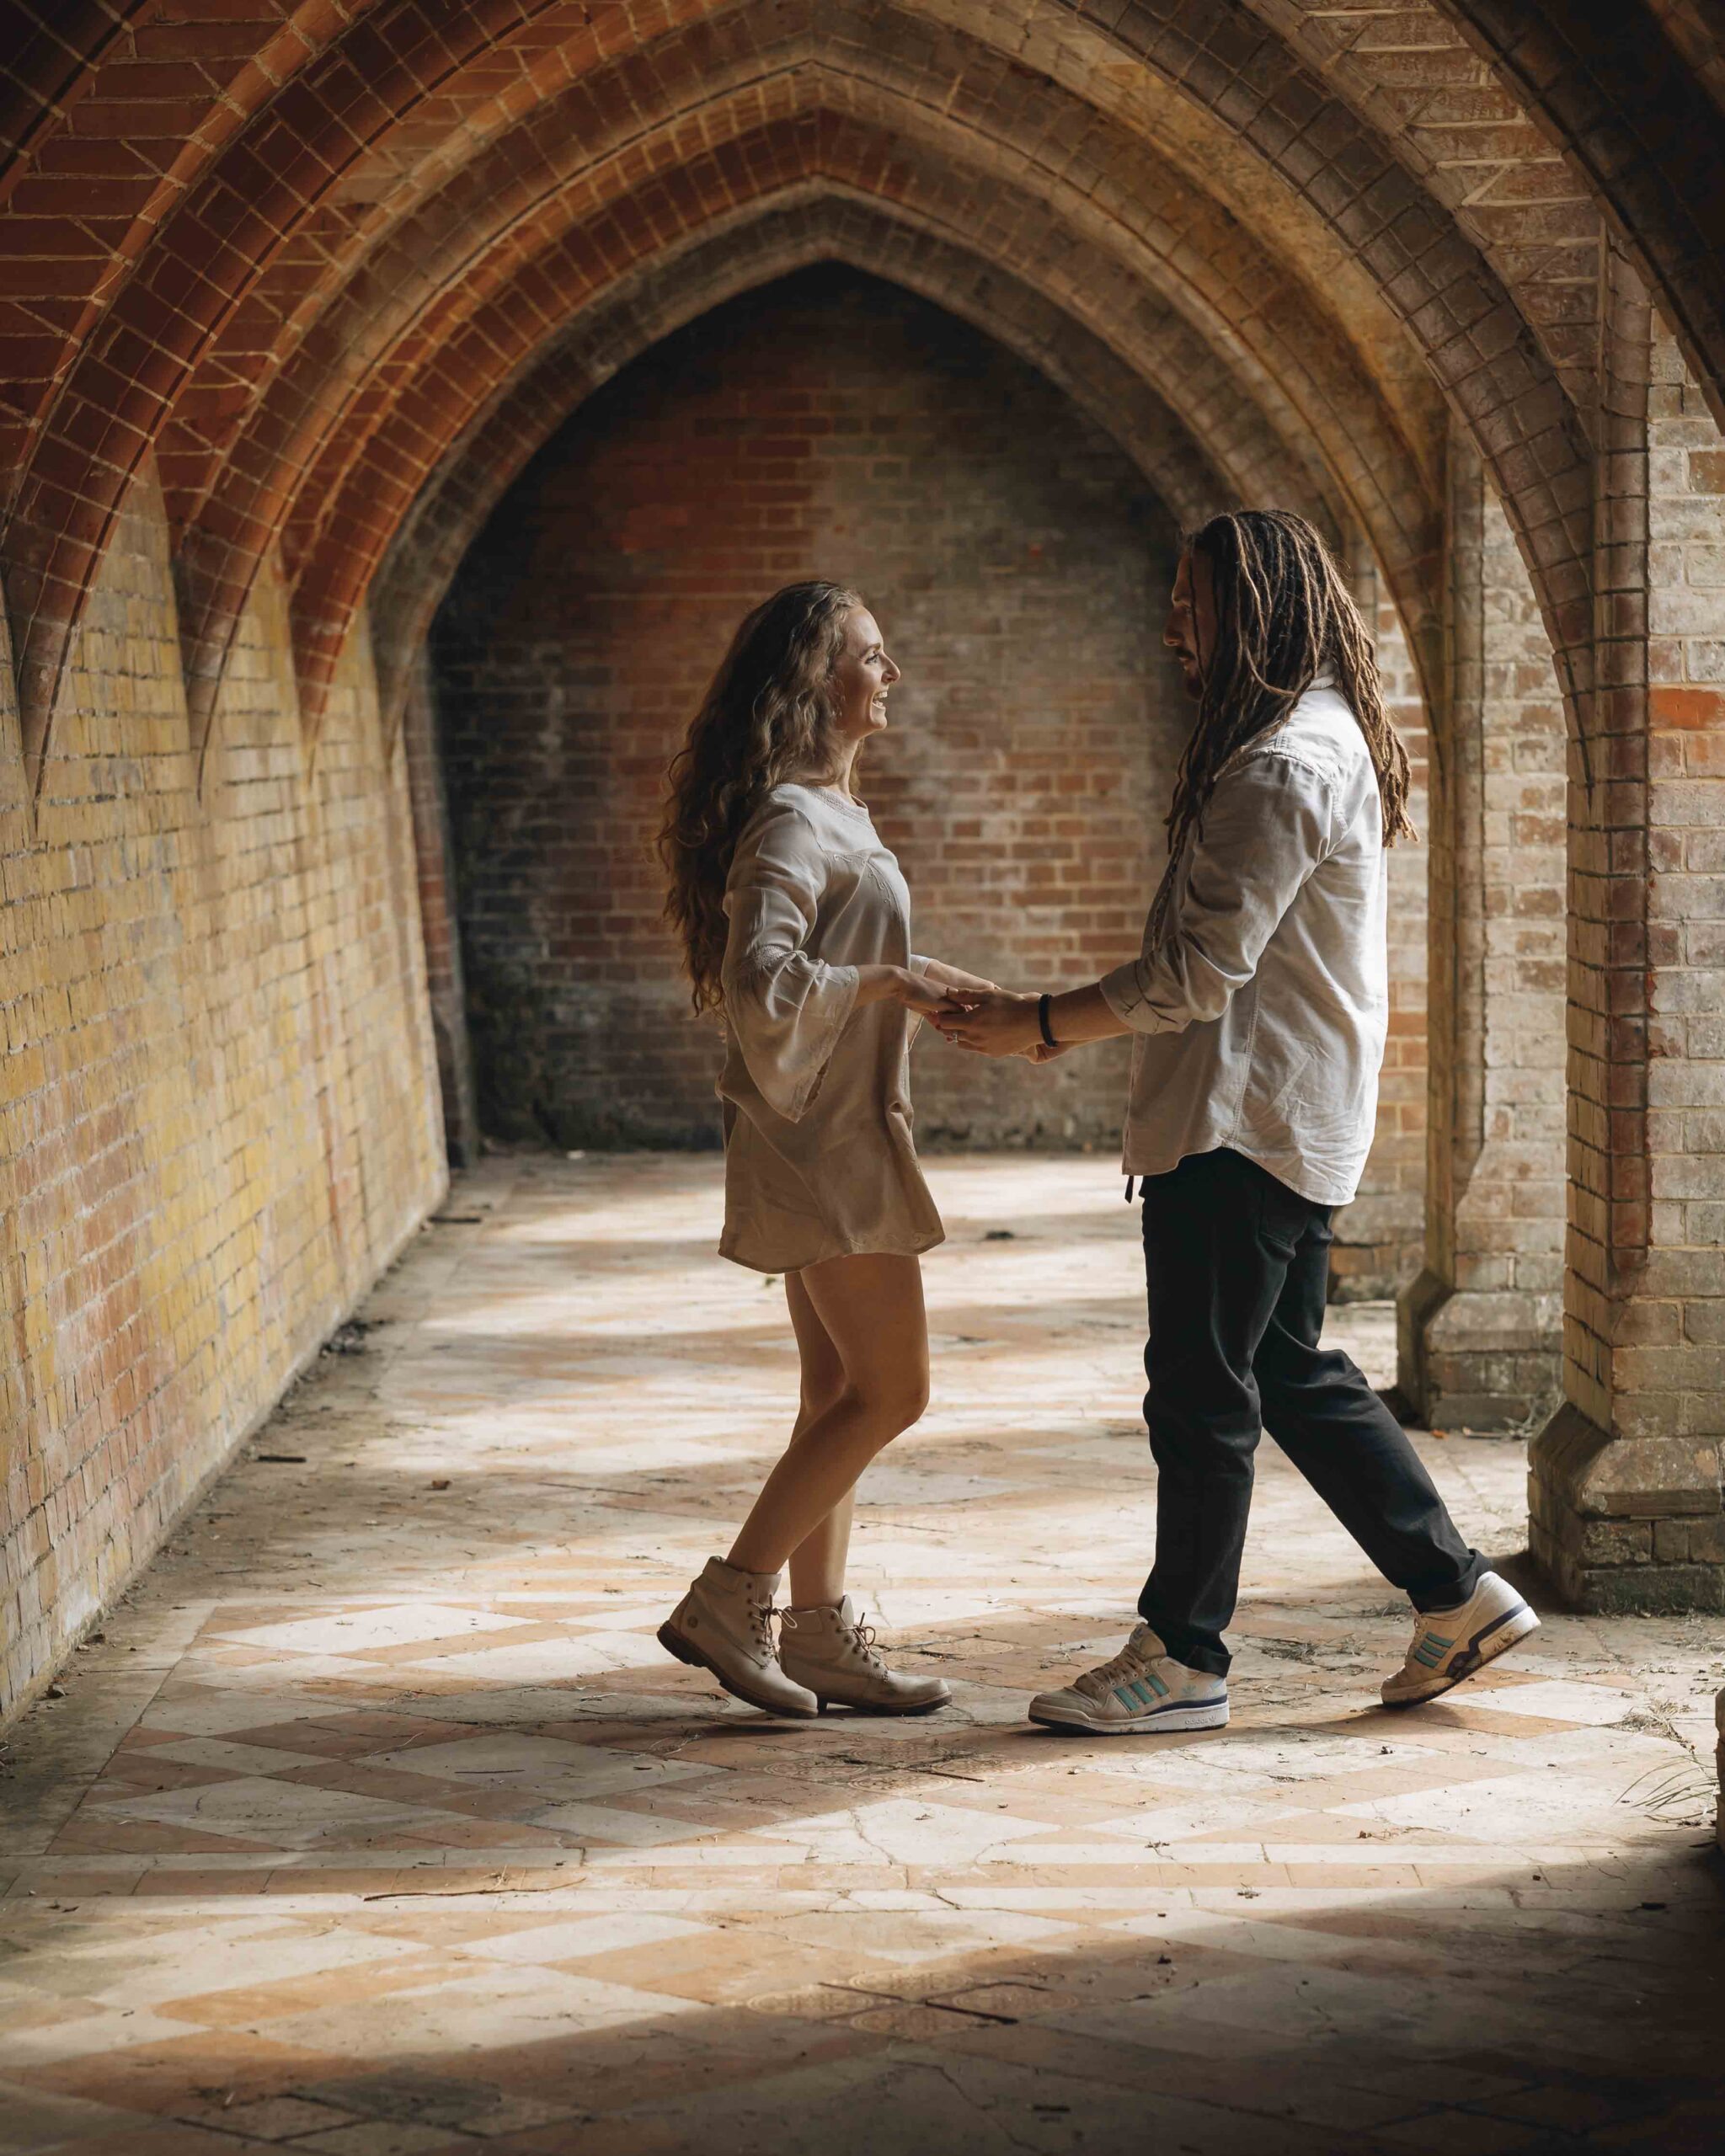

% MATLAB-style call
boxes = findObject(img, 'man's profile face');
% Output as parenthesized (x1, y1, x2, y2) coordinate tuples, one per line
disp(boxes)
(1164, 548, 1216, 701)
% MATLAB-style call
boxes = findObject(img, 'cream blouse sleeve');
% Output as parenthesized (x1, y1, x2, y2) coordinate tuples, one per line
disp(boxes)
(721, 800, 862, 1121)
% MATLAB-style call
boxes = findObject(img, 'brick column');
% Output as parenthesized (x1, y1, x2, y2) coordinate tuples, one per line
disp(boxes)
(1399, 419, 1567, 1431)
(400, 654, 478, 1167)
(1331, 539, 1429, 1300)
(1530, 256, 1725, 1610)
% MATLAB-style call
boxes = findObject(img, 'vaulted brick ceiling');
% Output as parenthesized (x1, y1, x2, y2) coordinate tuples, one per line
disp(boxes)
(3, 0, 1720, 790)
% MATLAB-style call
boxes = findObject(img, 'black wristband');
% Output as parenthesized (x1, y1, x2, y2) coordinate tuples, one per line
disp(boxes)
(1037, 993, 1058, 1049)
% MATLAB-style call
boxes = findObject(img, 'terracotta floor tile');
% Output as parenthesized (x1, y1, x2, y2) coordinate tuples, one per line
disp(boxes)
(2, 1156, 1720, 2152)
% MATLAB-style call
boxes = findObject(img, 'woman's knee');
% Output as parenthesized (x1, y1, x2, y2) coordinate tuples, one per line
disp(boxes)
(848, 1369, 930, 1439)
(799, 1373, 846, 1425)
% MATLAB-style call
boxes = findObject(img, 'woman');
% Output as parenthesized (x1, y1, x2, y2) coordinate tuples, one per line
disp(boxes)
(654, 581, 996, 1719)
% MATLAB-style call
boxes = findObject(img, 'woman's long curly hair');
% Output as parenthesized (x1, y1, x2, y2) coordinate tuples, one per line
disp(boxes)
(660, 579, 863, 1015)
(1146, 509, 1417, 947)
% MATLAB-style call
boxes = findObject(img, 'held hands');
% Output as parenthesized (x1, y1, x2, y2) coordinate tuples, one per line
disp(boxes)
(889, 967, 949, 1021)
(933, 988, 1053, 1059)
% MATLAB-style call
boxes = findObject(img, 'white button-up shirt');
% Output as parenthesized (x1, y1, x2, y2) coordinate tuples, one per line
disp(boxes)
(1099, 675, 1389, 1207)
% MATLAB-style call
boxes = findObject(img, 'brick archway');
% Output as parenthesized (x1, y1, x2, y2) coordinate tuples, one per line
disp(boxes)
(371, 193, 1349, 754)
(5, 0, 1725, 1723)
(0, 0, 1613, 790)
(172, 45, 1445, 756)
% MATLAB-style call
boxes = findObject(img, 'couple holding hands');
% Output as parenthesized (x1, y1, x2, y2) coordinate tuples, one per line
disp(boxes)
(654, 510, 1538, 1734)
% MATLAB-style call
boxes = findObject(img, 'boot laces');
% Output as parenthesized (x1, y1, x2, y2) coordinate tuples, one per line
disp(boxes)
(850, 1615, 889, 1673)
(781, 1607, 889, 1673)
(747, 1597, 778, 1659)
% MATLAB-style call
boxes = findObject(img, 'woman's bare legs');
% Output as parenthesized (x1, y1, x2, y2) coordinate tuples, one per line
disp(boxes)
(779, 1272, 853, 1607)
(727, 1252, 928, 1585)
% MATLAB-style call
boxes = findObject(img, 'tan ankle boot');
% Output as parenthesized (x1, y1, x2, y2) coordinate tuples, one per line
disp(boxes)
(778, 1595, 951, 1716)
(659, 1557, 817, 1718)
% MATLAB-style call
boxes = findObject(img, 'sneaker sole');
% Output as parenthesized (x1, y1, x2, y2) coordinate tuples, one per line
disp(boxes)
(1382, 1602, 1541, 1707)
(1026, 1698, 1229, 1737)
(656, 1621, 818, 1720)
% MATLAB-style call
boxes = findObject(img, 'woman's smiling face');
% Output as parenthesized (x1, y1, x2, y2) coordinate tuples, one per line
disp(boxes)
(830, 606, 900, 744)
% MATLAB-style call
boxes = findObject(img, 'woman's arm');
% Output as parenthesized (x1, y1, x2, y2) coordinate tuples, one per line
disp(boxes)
(916, 957, 999, 995)
(852, 964, 947, 1017)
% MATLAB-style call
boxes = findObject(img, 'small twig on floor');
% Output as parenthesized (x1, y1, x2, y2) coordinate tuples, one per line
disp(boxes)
(360, 1865, 582, 1902)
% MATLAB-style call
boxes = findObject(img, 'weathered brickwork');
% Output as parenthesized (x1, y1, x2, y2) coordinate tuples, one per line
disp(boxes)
(433, 270, 1186, 1152)
(8, 0, 1725, 1698)
(400, 657, 480, 1169)
(1531, 297, 1725, 1611)
(1401, 426, 1567, 1429)
(8, 0, 1623, 800)
(0, 462, 444, 1719)
(433, 270, 1429, 1279)
(1331, 568, 1429, 1300)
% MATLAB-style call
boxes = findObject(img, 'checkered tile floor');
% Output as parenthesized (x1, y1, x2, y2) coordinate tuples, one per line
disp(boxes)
(3, 1155, 1722, 2154)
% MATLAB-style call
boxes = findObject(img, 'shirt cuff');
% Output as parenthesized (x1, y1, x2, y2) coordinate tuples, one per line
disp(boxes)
(1099, 958, 1174, 1035)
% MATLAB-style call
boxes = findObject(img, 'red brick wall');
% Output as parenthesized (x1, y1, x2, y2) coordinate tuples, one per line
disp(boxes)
(432, 264, 1430, 1297)
(1330, 573, 1431, 1299)
(432, 265, 1191, 1153)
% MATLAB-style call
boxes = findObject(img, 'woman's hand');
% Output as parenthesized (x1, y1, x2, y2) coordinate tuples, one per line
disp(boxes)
(934, 989, 1044, 1058)
(1019, 1039, 1075, 1064)
(920, 959, 998, 995)
(855, 964, 947, 1019)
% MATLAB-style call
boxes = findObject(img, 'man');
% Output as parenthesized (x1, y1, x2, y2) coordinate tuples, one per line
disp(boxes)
(937, 510, 1538, 1734)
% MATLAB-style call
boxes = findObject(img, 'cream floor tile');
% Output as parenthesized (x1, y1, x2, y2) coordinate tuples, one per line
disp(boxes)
(766, 1904, 1077, 1966)
(214, 1607, 531, 1657)
(259, 1963, 704, 2057)
(98, 1779, 457, 1849)
(387, 1633, 663, 1684)
(458, 1913, 711, 1962)
(745, 1796, 1060, 1865)
(0, 2001, 208, 2068)
(1, 1155, 1717, 2153)
(358, 1733, 713, 1803)
(136, 1737, 338, 1777)
(525, 1803, 715, 1847)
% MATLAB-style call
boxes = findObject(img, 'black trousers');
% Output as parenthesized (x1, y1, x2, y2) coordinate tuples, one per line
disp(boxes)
(1136, 1147, 1483, 1676)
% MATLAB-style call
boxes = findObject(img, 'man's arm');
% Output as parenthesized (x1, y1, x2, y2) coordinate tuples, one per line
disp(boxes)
(935, 981, 1128, 1059)
(937, 751, 1332, 1059)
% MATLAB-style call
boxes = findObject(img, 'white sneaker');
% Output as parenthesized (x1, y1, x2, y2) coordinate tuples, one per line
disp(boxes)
(1381, 1570, 1540, 1706)
(1028, 1624, 1228, 1736)
(658, 1556, 818, 1719)
(779, 1595, 951, 1716)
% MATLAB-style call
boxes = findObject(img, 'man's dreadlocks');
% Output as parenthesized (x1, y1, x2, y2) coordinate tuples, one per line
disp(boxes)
(1147, 509, 1417, 947)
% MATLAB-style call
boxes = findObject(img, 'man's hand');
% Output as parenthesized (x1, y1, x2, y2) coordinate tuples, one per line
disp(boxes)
(934, 989, 1044, 1058)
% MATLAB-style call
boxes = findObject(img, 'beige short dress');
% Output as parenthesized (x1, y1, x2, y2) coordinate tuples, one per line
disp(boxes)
(716, 782, 945, 1273)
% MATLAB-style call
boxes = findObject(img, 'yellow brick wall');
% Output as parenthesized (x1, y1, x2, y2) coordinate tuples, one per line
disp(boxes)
(0, 459, 446, 1719)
